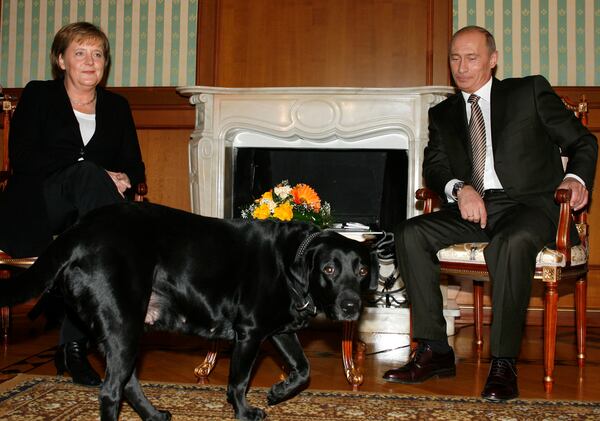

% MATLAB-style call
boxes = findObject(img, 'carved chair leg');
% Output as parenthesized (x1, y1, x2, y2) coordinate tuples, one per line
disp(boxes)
(342, 320, 364, 390)
(575, 277, 587, 367)
(1, 306, 9, 342)
(544, 280, 559, 392)
(194, 340, 219, 384)
(1, 270, 10, 341)
(473, 280, 484, 351)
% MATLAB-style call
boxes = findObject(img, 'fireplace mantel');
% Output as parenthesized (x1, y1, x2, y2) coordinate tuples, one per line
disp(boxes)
(177, 86, 455, 219)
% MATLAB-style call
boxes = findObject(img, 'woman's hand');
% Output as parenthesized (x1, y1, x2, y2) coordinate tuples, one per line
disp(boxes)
(106, 171, 131, 197)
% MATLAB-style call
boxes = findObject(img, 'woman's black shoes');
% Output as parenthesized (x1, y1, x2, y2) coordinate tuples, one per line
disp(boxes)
(55, 340, 102, 387)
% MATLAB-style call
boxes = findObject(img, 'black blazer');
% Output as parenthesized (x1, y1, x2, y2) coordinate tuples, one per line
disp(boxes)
(424, 75, 597, 226)
(0, 79, 145, 257)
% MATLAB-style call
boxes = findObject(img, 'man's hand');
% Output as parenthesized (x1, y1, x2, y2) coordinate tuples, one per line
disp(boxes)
(106, 171, 131, 198)
(557, 177, 589, 211)
(457, 185, 487, 228)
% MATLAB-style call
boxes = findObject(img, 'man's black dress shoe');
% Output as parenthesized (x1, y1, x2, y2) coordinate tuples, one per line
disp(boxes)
(55, 339, 102, 387)
(382, 343, 456, 384)
(481, 358, 519, 401)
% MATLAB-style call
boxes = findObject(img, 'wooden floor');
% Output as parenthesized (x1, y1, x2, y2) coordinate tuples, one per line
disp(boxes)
(1, 304, 599, 402)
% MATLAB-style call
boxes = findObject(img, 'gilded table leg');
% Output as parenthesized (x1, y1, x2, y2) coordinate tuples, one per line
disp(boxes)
(194, 340, 219, 384)
(342, 321, 364, 390)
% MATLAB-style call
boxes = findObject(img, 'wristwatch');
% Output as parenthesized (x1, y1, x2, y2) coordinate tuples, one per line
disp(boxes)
(452, 181, 465, 200)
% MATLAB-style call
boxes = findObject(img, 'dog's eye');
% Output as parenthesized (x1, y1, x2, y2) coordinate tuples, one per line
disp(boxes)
(358, 267, 369, 277)
(323, 265, 335, 275)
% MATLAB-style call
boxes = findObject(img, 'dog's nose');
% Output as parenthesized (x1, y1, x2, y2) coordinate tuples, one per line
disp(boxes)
(340, 299, 360, 315)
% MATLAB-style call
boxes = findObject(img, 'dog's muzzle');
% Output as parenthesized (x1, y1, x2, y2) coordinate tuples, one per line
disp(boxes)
(333, 292, 362, 320)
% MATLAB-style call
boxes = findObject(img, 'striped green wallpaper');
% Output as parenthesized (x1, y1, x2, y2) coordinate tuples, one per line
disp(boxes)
(3, 1, 598, 88)
(453, 0, 600, 85)
(0, 0, 198, 88)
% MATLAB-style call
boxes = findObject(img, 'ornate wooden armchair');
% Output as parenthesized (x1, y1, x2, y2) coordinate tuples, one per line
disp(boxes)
(415, 95, 590, 392)
(1, 90, 17, 340)
(0, 91, 147, 341)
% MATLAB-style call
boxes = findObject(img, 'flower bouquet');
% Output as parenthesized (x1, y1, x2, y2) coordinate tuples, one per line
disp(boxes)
(240, 180, 332, 228)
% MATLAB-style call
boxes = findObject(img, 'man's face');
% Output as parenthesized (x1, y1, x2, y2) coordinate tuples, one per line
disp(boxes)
(449, 30, 498, 93)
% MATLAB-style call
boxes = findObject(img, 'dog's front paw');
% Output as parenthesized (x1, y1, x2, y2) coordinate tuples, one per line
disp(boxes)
(146, 409, 172, 421)
(236, 406, 266, 421)
(267, 382, 288, 405)
(267, 376, 305, 406)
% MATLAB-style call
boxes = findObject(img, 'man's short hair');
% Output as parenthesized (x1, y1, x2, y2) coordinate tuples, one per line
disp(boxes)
(451, 25, 497, 55)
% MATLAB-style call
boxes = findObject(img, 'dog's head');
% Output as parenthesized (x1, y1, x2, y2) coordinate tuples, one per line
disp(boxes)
(291, 230, 378, 321)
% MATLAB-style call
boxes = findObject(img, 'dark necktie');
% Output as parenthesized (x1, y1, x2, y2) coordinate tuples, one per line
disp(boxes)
(468, 94, 486, 195)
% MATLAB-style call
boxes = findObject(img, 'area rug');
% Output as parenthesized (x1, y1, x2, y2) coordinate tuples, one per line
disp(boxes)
(1, 374, 600, 420)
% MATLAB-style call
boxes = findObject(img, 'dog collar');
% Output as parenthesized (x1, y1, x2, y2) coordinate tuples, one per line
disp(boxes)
(291, 231, 320, 315)
(294, 232, 320, 261)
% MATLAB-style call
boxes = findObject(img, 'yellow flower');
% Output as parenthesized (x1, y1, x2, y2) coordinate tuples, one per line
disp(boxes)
(252, 203, 271, 220)
(262, 191, 273, 201)
(273, 202, 293, 221)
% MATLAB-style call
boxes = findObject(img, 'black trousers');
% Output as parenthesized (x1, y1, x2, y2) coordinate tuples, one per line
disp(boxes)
(43, 161, 124, 344)
(394, 191, 556, 358)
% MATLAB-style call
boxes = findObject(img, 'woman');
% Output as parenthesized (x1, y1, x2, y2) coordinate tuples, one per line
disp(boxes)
(0, 22, 145, 386)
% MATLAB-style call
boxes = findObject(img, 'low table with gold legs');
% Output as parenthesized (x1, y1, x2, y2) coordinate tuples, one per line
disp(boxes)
(193, 320, 366, 390)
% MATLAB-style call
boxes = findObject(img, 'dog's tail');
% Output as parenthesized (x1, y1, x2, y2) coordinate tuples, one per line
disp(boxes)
(0, 246, 65, 308)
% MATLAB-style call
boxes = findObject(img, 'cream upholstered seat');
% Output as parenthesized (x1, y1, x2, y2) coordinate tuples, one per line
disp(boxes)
(437, 241, 587, 267)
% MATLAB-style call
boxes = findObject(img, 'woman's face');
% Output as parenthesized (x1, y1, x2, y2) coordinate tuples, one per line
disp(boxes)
(58, 38, 106, 90)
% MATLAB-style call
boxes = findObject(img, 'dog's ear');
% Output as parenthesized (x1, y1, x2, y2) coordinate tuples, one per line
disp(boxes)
(363, 250, 379, 291)
(288, 230, 321, 293)
(288, 257, 310, 295)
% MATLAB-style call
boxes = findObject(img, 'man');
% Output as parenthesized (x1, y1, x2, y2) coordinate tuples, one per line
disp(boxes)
(382, 26, 597, 401)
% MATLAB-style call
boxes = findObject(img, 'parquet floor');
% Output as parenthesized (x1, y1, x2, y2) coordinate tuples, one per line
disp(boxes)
(1, 304, 599, 402)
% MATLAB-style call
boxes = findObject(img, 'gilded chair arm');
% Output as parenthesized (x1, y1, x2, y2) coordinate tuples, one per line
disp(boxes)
(134, 182, 148, 202)
(0, 250, 36, 268)
(554, 188, 573, 261)
(415, 187, 438, 214)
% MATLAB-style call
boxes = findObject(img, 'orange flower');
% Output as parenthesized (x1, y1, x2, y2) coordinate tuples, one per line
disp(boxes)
(292, 183, 321, 212)
(273, 202, 293, 221)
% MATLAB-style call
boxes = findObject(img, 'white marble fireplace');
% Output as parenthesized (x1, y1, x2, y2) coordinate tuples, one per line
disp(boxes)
(176, 86, 459, 353)
(176, 86, 454, 220)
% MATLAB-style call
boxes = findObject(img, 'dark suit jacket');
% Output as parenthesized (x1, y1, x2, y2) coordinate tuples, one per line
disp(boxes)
(424, 75, 597, 227)
(0, 79, 145, 257)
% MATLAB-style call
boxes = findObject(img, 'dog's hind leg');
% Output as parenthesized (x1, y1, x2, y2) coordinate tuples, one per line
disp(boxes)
(97, 340, 136, 421)
(123, 369, 172, 421)
(227, 337, 266, 421)
(98, 333, 163, 421)
(267, 333, 310, 405)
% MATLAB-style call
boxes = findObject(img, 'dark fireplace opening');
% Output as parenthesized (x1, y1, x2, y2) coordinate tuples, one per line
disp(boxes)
(232, 148, 408, 231)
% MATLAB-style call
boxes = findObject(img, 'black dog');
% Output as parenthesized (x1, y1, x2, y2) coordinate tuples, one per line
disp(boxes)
(0, 202, 378, 421)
